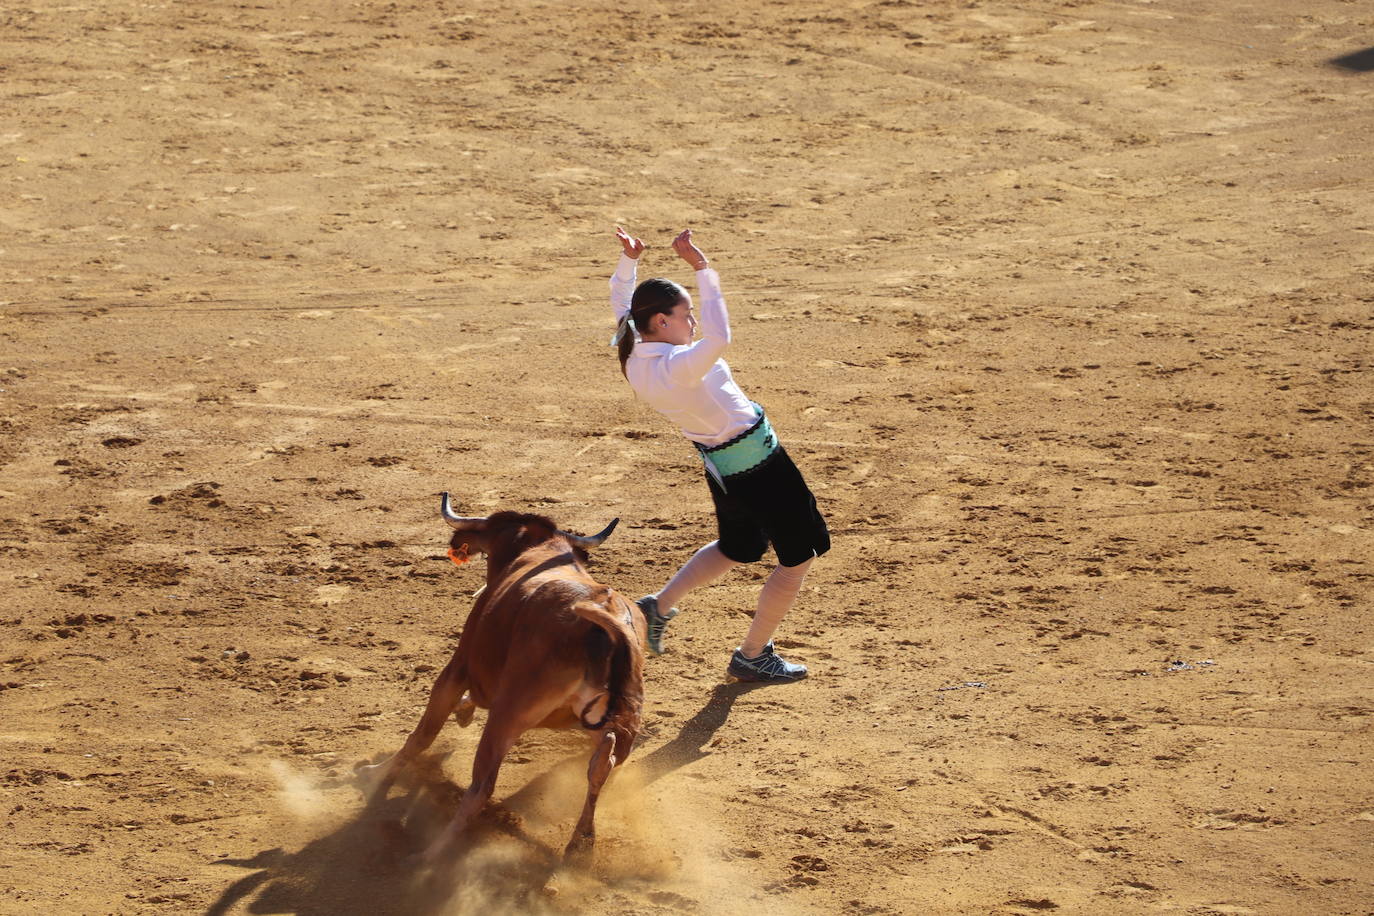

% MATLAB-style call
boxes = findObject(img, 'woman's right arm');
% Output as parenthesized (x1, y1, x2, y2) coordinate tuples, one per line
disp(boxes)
(610, 226, 644, 321)
(664, 229, 732, 384)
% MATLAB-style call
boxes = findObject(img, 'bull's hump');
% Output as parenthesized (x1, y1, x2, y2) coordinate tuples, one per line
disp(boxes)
(528, 577, 598, 605)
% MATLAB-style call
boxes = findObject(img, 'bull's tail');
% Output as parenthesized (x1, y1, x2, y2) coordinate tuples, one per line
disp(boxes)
(571, 597, 644, 751)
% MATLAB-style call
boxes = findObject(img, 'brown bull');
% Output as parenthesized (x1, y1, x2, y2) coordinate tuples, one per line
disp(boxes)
(360, 494, 645, 864)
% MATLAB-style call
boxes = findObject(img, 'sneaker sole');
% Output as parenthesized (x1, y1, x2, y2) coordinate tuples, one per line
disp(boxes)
(725, 668, 808, 684)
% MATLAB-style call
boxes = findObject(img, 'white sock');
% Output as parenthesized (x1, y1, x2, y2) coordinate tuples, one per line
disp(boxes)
(655, 541, 738, 611)
(741, 557, 814, 657)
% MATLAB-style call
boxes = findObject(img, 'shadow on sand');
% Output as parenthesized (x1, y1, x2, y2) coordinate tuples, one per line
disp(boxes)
(204, 682, 759, 915)
(1330, 47, 1374, 72)
(205, 754, 560, 916)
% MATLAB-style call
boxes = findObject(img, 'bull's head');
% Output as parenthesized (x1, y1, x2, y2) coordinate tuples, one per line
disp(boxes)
(440, 493, 618, 559)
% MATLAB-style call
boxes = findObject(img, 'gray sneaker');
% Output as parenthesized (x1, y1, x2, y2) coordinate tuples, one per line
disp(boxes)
(727, 642, 808, 683)
(636, 595, 677, 656)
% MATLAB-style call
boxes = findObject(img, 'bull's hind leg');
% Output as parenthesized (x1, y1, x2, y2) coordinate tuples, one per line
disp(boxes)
(564, 729, 618, 862)
(358, 655, 466, 800)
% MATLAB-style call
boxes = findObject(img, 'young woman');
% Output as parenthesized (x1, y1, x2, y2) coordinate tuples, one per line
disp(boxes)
(609, 226, 829, 684)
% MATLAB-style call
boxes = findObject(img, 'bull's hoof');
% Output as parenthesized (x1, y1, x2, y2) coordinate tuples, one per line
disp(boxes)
(353, 760, 396, 802)
(562, 834, 595, 868)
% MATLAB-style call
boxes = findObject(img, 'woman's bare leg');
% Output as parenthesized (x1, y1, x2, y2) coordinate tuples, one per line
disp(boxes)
(655, 540, 738, 609)
(740, 556, 813, 658)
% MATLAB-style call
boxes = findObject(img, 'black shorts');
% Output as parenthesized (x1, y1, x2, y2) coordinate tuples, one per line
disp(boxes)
(706, 447, 830, 568)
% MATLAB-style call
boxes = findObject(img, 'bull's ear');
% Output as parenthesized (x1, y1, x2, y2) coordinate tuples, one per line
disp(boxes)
(440, 492, 487, 532)
(559, 518, 618, 550)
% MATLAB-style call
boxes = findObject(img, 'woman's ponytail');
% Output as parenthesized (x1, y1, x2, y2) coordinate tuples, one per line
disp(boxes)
(616, 315, 637, 377)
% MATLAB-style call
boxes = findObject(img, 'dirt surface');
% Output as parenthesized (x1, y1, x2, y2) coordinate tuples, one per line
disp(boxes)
(3, 1, 1372, 913)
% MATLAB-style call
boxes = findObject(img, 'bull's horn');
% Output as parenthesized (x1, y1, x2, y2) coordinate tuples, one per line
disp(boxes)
(559, 517, 619, 550)
(439, 492, 486, 531)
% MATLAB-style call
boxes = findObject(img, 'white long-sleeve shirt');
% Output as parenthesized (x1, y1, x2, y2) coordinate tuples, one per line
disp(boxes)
(610, 253, 759, 447)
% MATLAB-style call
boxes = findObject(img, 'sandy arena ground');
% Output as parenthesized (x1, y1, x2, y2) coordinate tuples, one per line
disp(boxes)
(2, 1, 1372, 913)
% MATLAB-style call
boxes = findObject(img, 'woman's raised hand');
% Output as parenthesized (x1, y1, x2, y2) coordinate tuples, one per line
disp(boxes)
(671, 229, 709, 270)
(615, 226, 646, 260)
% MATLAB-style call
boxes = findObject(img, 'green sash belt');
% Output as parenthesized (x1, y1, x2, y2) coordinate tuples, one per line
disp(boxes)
(695, 404, 780, 491)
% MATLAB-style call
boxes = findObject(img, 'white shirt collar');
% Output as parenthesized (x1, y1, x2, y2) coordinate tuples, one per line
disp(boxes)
(631, 341, 677, 358)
